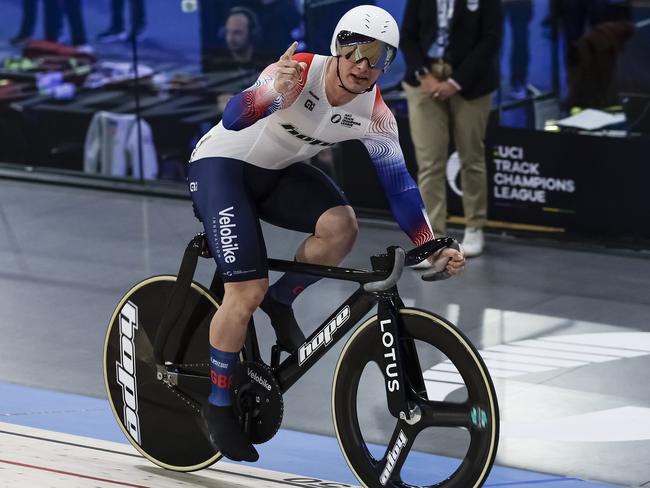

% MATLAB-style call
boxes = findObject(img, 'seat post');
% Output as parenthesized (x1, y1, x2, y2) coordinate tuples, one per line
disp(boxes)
(153, 234, 203, 366)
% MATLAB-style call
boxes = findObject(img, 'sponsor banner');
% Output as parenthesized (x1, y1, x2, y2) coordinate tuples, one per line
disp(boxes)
(447, 127, 581, 231)
(338, 120, 650, 239)
(479, 127, 650, 237)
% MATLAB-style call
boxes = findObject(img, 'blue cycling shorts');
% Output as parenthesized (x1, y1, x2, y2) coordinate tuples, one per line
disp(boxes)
(187, 157, 349, 283)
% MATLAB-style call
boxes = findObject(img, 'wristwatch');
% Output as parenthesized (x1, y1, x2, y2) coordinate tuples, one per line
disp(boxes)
(414, 66, 429, 80)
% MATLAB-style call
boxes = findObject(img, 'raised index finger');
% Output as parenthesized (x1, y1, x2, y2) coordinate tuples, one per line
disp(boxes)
(279, 41, 298, 61)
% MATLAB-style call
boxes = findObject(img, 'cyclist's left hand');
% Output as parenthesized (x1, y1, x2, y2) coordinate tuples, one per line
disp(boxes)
(428, 247, 465, 276)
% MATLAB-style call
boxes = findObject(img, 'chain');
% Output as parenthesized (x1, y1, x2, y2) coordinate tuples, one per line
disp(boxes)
(165, 384, 200, 414)
(173, 362, 209, 368)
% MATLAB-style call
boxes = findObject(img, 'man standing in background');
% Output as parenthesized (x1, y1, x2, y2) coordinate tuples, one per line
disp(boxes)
(10, 0, 90, 50)
(97, 0, 146, 42)
(503, 0, 533, 99)
(401, 0, 502, 259)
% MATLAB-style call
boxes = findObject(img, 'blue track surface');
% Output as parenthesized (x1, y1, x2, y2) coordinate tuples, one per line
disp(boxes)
(0, 382, 621, 487)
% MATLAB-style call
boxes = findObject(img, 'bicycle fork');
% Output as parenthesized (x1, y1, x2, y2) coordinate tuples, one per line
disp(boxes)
(376, 299, 423, 424)
(375, 299, 429, 486)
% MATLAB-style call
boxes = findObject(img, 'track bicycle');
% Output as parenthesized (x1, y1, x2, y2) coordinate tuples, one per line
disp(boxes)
(103, 233, 499, 487)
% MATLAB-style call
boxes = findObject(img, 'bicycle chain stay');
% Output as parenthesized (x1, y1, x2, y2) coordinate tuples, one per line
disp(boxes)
(154, 234, 203, 366)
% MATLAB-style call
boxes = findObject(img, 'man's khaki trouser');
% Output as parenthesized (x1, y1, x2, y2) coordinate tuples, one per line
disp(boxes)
(403, 82, 492, 235)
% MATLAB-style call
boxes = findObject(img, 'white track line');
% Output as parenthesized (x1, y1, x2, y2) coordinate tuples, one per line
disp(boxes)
(0, 422, 357, 488)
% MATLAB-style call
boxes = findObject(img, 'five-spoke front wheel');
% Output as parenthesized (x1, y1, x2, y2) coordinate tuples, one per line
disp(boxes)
(332, 308, 499, 488)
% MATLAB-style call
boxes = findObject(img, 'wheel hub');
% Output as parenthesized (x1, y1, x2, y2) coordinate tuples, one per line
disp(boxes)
(400, 403, 422, 425)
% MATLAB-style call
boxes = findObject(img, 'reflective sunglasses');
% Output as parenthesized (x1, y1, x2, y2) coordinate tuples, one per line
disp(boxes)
(335, 31, 396, 71)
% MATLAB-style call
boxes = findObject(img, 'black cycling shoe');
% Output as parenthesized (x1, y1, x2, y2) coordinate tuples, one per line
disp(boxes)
(259, 295, 306, 352)
(201, 403, 259, 462)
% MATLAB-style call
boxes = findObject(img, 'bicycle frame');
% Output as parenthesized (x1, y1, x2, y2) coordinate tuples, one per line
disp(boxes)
(106, 233, 499, 484)
(250, 260, 385, 391)
(154, 234, 453, 420)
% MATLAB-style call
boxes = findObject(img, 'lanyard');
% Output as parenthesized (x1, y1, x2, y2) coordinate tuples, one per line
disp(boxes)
(437, 0, 456, 30)
(429, 0, 455, 57)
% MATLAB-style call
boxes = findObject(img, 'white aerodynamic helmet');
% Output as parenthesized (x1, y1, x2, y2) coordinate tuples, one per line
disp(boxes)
(330, 5, 400, 71)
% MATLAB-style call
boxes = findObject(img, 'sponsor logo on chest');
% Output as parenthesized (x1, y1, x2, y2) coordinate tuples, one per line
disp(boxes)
(331, 113, 361, 128)
(280, 123, 335, 147)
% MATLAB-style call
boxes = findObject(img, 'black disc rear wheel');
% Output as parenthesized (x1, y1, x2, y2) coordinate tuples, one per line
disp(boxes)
(103, 275, 222, 471)
(332, 308, 499, 488)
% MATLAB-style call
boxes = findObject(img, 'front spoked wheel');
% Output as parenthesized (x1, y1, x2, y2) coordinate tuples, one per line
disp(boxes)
(332, 308, 499, 488)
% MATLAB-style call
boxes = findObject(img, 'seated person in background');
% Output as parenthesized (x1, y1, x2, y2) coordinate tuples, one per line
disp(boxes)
(205, 6, 271, 73)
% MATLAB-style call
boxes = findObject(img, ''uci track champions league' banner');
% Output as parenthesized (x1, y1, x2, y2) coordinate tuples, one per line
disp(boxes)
(446, 126, 650, 240)
(338, 124, 650, 241)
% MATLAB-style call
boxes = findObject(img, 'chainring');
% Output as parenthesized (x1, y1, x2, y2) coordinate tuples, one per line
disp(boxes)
(231, 361, 283, 444)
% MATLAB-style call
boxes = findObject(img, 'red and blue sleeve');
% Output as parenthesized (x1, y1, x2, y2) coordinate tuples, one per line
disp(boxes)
(360, 90, 435, 246)
(222, 53, 313, 131)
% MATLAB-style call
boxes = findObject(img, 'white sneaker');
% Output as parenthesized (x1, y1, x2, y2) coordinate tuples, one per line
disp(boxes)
(462, 228, 484, 257)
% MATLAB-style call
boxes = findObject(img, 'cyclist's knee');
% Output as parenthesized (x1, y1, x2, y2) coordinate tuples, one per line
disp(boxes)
(316, 206, 358, 252)
(223, 279, 268, 317)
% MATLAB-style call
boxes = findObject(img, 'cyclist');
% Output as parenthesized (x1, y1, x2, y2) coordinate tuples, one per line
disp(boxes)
(188, 5, 466, 462)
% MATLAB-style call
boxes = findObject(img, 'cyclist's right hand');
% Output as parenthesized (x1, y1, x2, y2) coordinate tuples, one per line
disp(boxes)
(274, 42, 307, 94)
